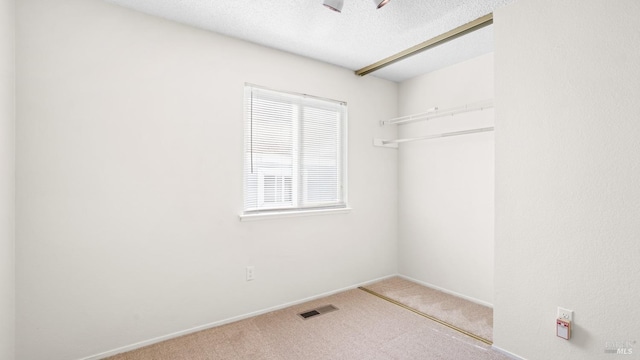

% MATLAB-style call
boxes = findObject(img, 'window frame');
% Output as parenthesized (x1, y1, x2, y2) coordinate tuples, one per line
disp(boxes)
(241, 84, 349, 220)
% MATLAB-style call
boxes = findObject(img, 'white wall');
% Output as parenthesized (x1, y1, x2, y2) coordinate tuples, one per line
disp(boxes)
(0, 0, 15, 359)
(15, 0, 398, 359)
(397, 53, 495, 305)
(494, 1, 640, 359)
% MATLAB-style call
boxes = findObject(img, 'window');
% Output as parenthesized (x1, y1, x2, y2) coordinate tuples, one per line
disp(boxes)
(243, 84, 347, 215)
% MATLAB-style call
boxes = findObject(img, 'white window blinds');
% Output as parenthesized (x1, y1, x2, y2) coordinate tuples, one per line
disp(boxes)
(243, 85, 347, 214)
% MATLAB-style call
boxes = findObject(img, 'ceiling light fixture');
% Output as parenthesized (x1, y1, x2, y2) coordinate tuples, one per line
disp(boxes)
(373, 0, 391, 9)
(323, 0, 391, 12)
(323, 0, 344, 12)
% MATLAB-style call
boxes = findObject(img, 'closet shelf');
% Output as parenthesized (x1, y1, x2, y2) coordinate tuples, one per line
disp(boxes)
(381, 99, 493, 126)
(374, 99, 494, 148)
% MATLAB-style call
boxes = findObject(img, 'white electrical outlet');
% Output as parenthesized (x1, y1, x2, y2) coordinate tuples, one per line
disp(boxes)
(557, 307, 573, 322)
(246, 266, 255, 281)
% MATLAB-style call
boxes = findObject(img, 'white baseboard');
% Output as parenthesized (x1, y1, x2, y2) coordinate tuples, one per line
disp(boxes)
(397, 274, 494, 308)
(492, 345, 526, 360)
(77, 274, 397, 360)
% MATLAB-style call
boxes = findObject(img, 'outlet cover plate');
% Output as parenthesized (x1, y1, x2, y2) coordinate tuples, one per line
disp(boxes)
(557, 307, 573, 322)
(246, 266, 255, 281)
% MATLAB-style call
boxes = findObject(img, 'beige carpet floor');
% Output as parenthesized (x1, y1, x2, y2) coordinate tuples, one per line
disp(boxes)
(106, 285, 507, 360)
(362, 276, 494, 343)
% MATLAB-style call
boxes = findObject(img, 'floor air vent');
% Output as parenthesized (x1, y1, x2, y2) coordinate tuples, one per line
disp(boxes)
(298, 304, 338, 320)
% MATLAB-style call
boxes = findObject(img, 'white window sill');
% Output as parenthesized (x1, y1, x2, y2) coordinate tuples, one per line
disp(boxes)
(239, 207, 352, 222)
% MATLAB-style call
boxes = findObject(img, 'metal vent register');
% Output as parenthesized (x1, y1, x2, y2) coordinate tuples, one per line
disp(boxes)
(298, 305, 339, 320)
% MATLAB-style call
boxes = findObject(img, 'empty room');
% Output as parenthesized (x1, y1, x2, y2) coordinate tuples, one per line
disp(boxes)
(1, 0, 639, 359)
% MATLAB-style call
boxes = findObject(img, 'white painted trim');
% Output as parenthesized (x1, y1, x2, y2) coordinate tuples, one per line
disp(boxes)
(398, 274, 494, 308)
(492, 345, 527, 360)
(239, 207, 351, 222)
(76, 274, 396, 360)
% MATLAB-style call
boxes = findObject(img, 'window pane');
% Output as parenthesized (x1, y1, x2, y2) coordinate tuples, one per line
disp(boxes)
(302, 106, 340, 205)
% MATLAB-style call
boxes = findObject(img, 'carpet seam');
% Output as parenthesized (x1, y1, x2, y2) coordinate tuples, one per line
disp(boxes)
(357, 286, 493, 346)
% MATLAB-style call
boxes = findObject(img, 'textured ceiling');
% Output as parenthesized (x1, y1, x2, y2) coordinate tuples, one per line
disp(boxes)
(103, 0, 515, 82)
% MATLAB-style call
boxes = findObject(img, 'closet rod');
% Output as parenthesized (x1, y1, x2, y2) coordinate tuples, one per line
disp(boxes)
(382, 100, 494, 126)
(381, 126, 494, 145)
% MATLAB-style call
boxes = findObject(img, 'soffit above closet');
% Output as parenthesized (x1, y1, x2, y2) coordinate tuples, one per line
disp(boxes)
(103, 0, 515, 82)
